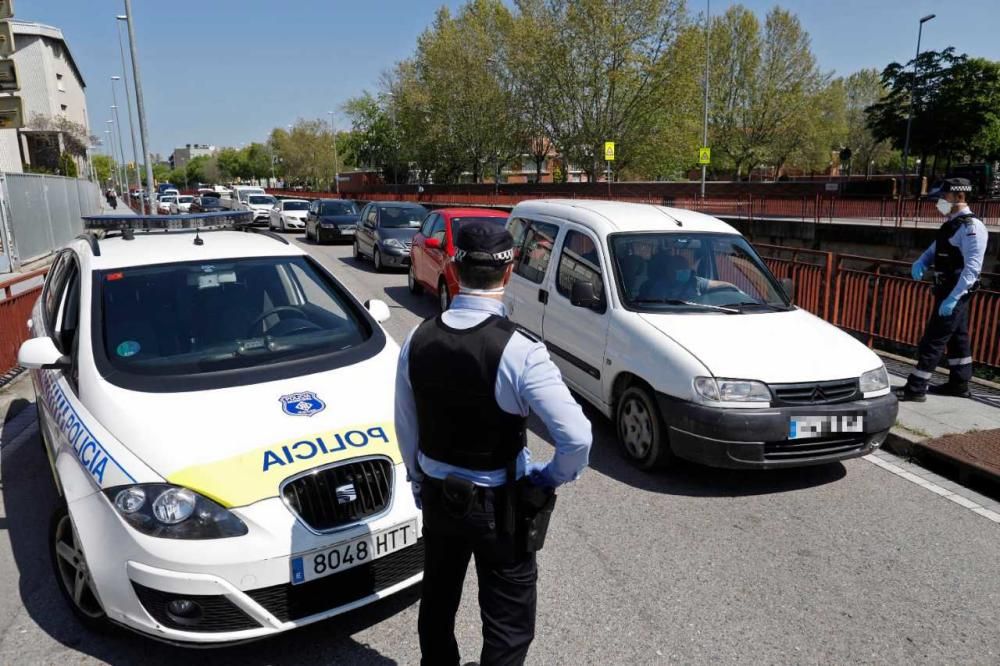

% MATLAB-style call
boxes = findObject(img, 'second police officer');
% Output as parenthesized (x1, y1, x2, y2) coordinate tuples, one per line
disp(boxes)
(898, 177, 989, 401)
(395, 220, 592, 666)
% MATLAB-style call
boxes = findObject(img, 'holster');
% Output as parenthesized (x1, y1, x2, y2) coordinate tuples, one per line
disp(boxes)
(441, 474, 476, 518)
(501, 460, 557, 554)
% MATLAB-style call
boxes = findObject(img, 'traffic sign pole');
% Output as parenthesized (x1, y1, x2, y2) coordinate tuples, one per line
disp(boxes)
(604, 142, 615, 198)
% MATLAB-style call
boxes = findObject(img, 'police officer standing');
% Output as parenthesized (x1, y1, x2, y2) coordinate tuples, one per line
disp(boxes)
(898, 178, 989, 401)
(395, 221, 592, 666)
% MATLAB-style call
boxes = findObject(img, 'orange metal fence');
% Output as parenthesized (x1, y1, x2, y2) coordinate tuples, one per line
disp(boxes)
(0, 268, 47, 375)
(755, 246, 1000, 371)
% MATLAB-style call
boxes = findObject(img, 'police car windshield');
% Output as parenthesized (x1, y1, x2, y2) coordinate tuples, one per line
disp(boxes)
(99, 256, 370, 377)
(609, 233, 790, 312)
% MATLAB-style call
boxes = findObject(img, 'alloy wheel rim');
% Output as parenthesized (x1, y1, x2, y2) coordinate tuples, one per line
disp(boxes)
(408, 268, 415, 291)
(375, 251, 382, 269)
(54, 515, 103, 618)
(620, 397, 652, 459)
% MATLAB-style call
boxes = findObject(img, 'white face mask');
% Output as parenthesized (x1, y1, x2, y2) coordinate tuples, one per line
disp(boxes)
(935, 198, 953, 216)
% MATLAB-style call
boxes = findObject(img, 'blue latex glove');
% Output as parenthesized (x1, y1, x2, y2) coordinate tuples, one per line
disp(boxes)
(911, 260, 926, 281)
(938, 296, 958, 317)
(411, 480, 423, 510)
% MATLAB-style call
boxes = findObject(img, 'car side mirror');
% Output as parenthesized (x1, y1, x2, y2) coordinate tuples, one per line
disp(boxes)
(780, 277, 794, 303)
(425, 237, 442, 250)
(19, 336, 70, 369)
(571, 280, 602, 310)
(365, 299, 391, 323)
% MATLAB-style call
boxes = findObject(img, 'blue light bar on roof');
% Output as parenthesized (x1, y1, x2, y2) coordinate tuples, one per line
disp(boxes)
(82, 210, 253, 231)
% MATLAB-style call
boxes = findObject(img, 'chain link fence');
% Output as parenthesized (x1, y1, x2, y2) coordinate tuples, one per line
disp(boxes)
(0, 172, 102, 271)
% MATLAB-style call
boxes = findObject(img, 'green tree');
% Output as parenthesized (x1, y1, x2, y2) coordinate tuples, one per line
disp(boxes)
(270, 120, 337, 189)
(512, 0, 687, 179)
(92, 154, 115, 185)
(706, 6, 827, 178)
(343, 93, 401, 182)
(843, 68, 895, 173)
(184, 155, 211, 184)
(152, 162, 171, 184)
(243, 143, 273, 181)
(216, 147, 247, 181)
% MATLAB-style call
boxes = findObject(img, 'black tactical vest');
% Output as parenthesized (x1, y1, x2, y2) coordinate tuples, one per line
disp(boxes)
(933, 213, 976, 294)
(408, 314, 527, 471)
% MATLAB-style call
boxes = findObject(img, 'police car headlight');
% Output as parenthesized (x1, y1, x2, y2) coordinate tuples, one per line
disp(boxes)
(694, 377, 771, 403)
(860, 365, 890, 394)
(103, 484, 248, 539)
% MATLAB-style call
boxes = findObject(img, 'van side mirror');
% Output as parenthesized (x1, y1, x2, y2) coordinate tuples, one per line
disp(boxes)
(19, 337, 70, 369)
(571, 280, 602, 310)
(780, 277, 794, 303)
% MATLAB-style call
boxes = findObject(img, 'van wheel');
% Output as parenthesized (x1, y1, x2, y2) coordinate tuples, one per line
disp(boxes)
(616, 385, 672, 470)
(50, 505, 108, 629)
(354, 239, 363, 260)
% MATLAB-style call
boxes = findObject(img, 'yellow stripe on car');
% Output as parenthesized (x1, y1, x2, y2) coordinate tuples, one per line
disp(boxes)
(167, 424, 402, 508)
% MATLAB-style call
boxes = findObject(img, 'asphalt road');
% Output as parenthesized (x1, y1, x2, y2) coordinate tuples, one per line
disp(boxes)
(1, 233, 999, 665)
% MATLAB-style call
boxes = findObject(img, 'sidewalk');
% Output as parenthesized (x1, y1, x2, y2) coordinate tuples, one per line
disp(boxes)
(884, 355, 1000, 494)
(99, 199, 138, 215)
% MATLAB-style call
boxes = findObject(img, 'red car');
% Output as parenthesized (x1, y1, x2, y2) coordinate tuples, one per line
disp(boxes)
(408, 207, 510, 310)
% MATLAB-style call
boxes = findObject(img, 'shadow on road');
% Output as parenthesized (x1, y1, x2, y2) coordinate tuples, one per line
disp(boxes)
(337, 255, 380, 275)
(383, 286, 438, 321)
(528, 400, 846, 498)
(1, 397, 416, 665)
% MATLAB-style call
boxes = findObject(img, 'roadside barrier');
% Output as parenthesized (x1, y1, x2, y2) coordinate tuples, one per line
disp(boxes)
(757, 247, 1000, 371)
(0, 268, 47, 376)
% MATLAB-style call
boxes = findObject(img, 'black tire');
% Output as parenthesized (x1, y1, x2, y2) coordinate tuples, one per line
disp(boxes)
(438, 281, 451, 312)
(374, 248, 384, 273)
(354, 239, 363, 260)
(305, 226, 314, 241)
(407, 266, 420, 294)
(317, 228, 327, 245)
(50, 505, 109, 630)
(616, 384, 672, 470)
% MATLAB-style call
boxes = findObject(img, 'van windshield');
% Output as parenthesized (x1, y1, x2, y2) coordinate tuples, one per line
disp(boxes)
(609, 233, 790, 313)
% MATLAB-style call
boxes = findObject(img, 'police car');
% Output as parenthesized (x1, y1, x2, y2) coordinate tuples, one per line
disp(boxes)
(17, 212, 422, 644)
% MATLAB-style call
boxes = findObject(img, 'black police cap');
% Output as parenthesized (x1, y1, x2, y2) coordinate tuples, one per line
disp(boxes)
(454, 220, 515, 265)
(928, 177, 973, 198)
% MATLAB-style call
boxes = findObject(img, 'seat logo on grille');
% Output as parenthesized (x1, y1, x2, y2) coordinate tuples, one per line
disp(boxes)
(336, 483, 357, 504)
(279, 391, 326, 417)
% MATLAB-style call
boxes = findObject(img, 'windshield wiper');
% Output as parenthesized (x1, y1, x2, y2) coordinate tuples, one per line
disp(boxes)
(632, 298, 739, 313)
(720, 301, 789, 312)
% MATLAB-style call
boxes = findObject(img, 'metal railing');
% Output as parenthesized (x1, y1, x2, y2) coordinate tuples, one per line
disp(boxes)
(0, 268, 46, 375)
(756, 246, 1000, 371)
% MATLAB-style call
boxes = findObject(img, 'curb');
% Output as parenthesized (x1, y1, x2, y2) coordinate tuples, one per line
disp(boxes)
(884, 429, 1000, 492)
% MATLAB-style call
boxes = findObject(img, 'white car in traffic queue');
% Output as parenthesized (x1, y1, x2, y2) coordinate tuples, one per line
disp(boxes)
(270, 199, 310, 232)
(169, 195, 195, 215)
(18, 212, 423, 644)
(502, 200, 897, 470)
(242, 193, 278, 227)
(156, 194, 178, 215)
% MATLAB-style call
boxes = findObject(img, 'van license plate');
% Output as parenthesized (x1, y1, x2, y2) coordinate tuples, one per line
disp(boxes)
(789, 415, 863, 440)
(290, 519, 418, 585)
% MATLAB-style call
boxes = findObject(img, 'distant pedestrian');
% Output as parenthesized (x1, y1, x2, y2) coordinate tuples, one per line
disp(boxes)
(105, 188, 118, 210)
(898, 178, 988, 401)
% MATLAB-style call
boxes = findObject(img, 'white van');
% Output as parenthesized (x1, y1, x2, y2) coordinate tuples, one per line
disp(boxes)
(503, 200, 897, 470)
(225, 185, 266, 210)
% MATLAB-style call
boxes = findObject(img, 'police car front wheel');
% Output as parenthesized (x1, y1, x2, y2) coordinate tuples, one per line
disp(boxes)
(50, 505, 108, 628)
(616, 385, 673, 470)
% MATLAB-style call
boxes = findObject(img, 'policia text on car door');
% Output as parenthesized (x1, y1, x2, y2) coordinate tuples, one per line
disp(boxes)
(395, 221, 592, 666)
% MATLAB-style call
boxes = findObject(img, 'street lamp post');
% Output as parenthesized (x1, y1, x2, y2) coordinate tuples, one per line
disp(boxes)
(901, 13, 935, 188)
(110, 100, 128, 196)
(700, 0, 710, 198)
(328, 110, 340, 195)
(105, 121, 123, 194)
(114, 17, 143, 211)
(123, 0, 156, 212)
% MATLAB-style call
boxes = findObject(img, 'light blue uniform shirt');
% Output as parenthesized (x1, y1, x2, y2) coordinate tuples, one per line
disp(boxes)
(394, 294, 592, 489)
(917, 205, 989, 301)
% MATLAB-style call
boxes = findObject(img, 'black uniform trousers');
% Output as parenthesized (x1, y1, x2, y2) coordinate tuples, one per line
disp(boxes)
(906, 294, 973, 393)
(418, 480, 537, 666)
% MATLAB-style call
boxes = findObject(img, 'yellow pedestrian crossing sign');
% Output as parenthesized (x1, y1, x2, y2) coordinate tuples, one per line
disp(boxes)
(699, 147, 711, 164)
(604, 141, 615, 161)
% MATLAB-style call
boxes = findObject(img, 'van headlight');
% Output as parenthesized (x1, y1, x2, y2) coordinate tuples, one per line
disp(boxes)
(694, 377, 771, 403)
(859, 365, 890, 394)
(103, 484, 248, 539)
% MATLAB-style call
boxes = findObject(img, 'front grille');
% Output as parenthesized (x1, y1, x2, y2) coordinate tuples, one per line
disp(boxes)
(246, 539, 424, 622)
(764, 437, 866, 461)
(283, 458, 393, 532)
(770, 378, 858, 406)
(132, 582, 260, 633)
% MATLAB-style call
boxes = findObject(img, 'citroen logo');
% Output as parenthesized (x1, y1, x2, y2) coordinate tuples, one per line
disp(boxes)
(810, 386, 827, 403)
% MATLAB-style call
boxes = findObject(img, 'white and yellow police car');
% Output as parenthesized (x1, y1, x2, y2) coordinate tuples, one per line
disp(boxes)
(18, 212, 422, 644)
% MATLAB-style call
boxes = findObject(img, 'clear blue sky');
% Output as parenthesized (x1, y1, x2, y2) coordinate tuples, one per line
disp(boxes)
(22, 0, 1000, 160)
